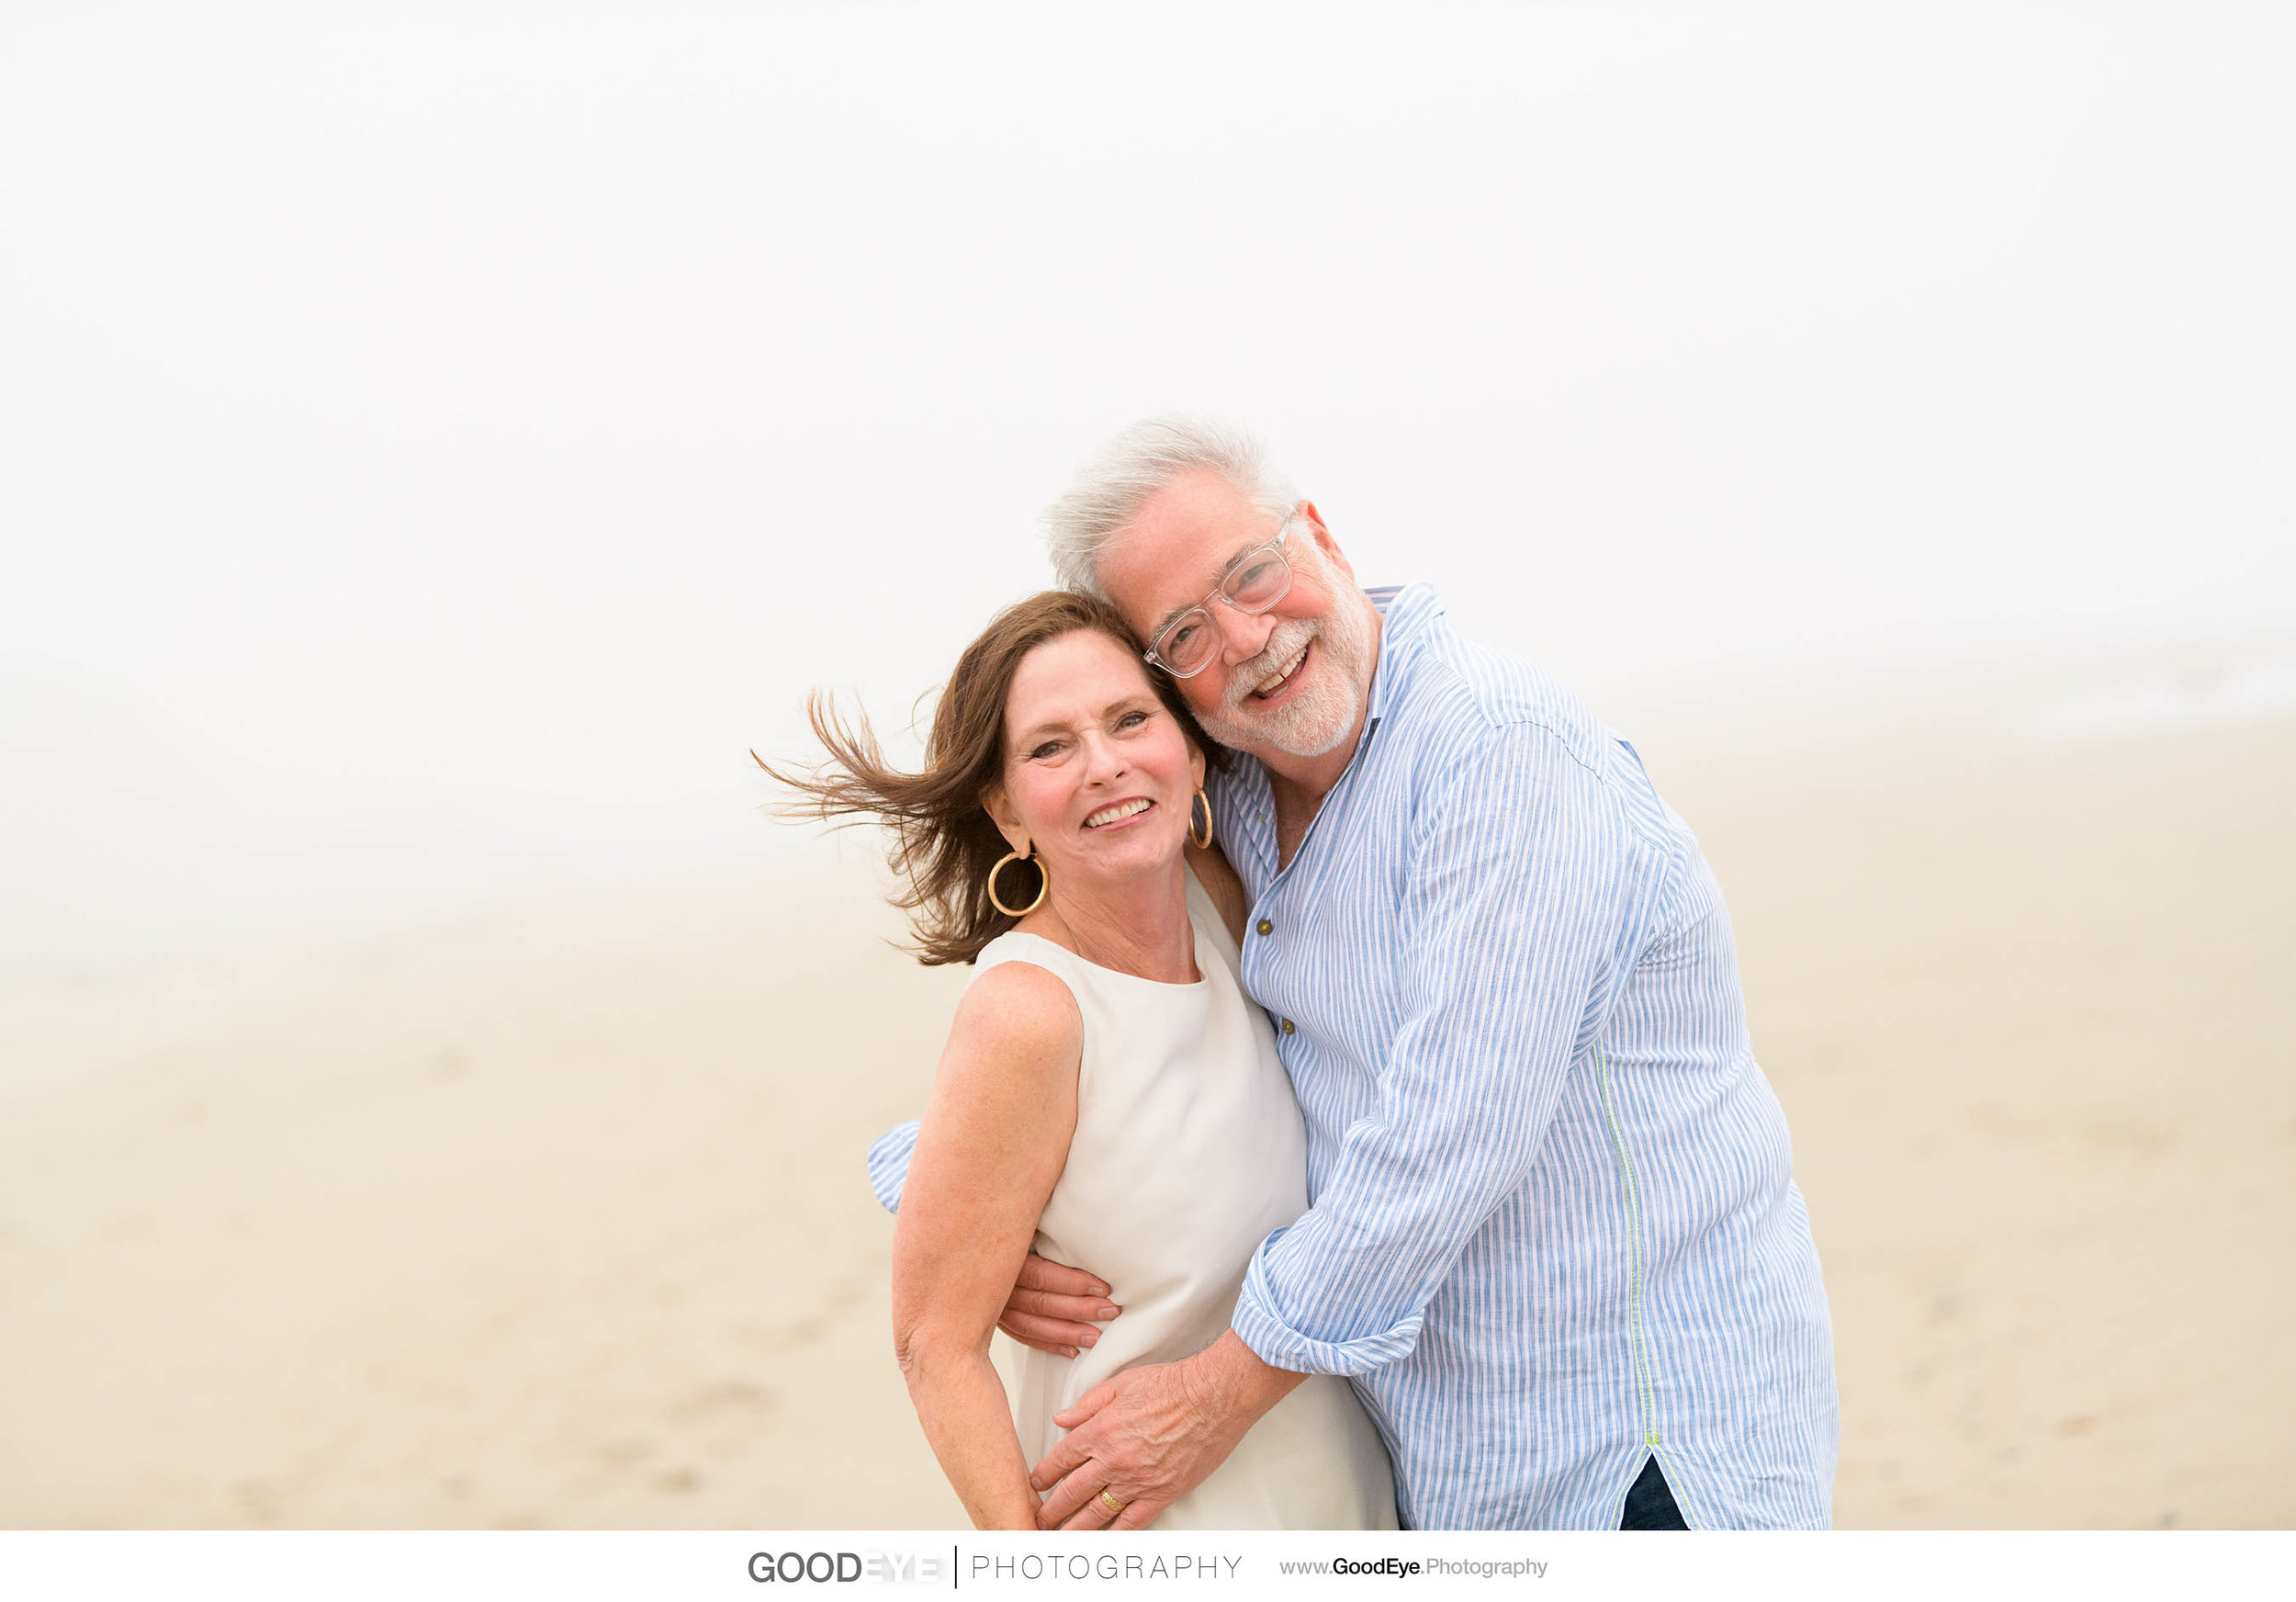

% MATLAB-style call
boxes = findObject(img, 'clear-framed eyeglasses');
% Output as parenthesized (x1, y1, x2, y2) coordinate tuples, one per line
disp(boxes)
(1141, 512, 1300, 680)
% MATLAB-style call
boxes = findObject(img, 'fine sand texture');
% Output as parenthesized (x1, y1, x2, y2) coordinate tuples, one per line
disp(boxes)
(1, 705, 2290, 1529)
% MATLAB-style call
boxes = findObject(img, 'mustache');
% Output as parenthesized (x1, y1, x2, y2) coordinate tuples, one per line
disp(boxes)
(1225, 618, 1322, 708)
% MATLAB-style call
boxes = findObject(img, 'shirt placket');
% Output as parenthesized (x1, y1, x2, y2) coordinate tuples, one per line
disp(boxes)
(1239, 716, 1386, 1064)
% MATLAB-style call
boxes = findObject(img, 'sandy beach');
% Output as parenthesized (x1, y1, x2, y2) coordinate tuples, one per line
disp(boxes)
(3, 695, 2290, 1529)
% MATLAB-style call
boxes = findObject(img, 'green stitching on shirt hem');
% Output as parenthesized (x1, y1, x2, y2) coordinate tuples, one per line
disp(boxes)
(1597, 1038, 1701, 1529)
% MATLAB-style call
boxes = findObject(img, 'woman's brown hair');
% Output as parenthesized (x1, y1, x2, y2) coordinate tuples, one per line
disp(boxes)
(756, 591, 1224, 966)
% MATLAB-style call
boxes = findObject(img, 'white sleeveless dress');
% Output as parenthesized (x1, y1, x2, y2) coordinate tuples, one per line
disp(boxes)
(969, 870, 1398, 1530)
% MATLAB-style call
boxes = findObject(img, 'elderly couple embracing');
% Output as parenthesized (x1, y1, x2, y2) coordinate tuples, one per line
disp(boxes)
(769, 417, 1838, 1531)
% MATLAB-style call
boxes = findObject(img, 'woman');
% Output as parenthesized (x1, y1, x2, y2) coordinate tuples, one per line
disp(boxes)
(767, 591, 1395, 1530)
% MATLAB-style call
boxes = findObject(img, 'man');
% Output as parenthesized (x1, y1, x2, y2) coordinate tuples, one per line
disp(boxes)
(870, 417, 1838, 1529)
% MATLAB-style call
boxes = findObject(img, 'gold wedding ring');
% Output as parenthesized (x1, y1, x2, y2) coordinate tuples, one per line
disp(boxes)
(1097, 1489, 1127, 1516)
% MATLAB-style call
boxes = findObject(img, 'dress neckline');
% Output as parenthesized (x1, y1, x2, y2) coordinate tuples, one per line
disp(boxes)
(989, 929, 1209, 991)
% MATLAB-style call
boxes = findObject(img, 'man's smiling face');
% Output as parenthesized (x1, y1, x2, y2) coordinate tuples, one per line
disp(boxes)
(1097, 468, 1378, 765)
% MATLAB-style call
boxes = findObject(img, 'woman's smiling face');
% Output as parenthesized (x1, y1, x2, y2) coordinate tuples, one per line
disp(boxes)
(987, 628, 1205, 897)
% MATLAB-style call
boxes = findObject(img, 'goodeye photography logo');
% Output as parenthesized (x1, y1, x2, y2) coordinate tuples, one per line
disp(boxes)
(748, 1549, 946, 1585)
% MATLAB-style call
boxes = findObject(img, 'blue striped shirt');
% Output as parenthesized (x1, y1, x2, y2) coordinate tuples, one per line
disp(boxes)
(870, 582, 1838, 1529)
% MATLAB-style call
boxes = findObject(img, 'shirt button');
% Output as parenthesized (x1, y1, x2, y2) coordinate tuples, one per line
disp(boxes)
(1280, 1018, 1296, 1035)
(1255, 919, 1274, 937)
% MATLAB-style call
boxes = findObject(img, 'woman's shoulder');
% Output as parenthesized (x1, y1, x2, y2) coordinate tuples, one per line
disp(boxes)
(945, 949, 1084, 1077)
(1184, 841, 1249, 947)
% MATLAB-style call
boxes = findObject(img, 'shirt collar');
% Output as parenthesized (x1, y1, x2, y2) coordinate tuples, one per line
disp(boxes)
(1357, 581, 1441, 744)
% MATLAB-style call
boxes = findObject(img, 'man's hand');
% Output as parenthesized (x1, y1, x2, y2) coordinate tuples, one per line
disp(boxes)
(997, 1253, 1121, 1357)
(1028, 1331, 1304, 1529)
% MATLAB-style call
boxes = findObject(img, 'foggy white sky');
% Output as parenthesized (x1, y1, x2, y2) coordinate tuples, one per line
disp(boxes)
(3, 2, 2291, 964)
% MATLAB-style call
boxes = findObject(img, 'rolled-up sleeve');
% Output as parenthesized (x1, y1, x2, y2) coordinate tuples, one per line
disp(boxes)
(1231, 723, 1638, 1376)
(866, 1119, 920, 1214)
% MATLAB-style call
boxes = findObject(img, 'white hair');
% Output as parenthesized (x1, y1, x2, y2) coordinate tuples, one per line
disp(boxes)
(1043, 414, 1300, 600)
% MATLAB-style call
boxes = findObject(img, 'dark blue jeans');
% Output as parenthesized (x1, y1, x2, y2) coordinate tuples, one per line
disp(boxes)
(1618, 1455, 1689, 1530)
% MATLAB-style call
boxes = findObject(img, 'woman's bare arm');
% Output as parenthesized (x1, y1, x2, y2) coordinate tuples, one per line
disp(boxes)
(891, 962, 1082, 1529)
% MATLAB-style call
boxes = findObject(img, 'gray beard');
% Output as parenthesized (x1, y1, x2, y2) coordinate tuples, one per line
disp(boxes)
(1198, 593, 1374, 760)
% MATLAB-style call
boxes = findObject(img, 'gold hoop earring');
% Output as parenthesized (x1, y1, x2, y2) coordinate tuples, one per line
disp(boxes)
(1188, 789, 1214, 851)
(987, 847, 1047, 918)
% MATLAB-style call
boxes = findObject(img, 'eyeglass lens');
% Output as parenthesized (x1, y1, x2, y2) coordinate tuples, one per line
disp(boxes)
(1156, 541, 1292, 674)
